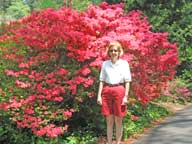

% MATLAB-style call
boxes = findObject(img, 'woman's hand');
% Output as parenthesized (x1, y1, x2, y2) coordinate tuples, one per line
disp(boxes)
(97, 96, 102, 105)
(121, 96, 128, 105)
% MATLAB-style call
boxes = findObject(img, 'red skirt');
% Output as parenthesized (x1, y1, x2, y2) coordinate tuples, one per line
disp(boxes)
(101, 85, 126, 117)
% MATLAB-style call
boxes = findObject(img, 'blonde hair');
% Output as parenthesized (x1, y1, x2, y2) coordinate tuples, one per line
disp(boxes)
(107, 41, 124, 57)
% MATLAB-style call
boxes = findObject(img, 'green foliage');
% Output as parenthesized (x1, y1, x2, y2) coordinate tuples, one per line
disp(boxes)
(92, 0, 103, 5)
(32, 0, 62, 10)
(104, 0, 122, 4)
(71, 0, 92, 11)
(0, 0, 12, 11)
(61, 132, 98, 144)
(23, 0, 35, 9)
(25, 0, 64, 10)
(0, 111, 34, 144)
(6, 1, 30, 19)
(123, 102, 171, 140)
(122, 0, 140, 11)
(63, 0, 102, 11)
(67, 96, 105, 137)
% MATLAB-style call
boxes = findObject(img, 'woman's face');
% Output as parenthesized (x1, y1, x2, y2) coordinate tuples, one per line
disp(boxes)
(109, 46, 120, 59)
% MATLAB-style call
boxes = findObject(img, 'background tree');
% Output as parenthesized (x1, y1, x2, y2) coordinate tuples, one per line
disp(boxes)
(104, 0, 122, 4)
(6, 0, 30, 20)
(0, 0, 16, 34)
(71, 0, 94, 11)
(23, 0, 35, 9)
(32, 0, 61, 10)
(0, 0, 12, 11)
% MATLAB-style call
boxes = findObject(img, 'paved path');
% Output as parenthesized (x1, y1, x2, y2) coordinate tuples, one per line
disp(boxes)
(133, 105, 192, 144)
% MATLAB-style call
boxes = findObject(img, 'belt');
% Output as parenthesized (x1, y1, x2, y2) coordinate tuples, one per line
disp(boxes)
(104, 83, 124, 87)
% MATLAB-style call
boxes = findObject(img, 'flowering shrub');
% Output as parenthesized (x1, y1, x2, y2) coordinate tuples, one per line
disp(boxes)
(0, 2, 178, 137)
(162, 78, 192, 104)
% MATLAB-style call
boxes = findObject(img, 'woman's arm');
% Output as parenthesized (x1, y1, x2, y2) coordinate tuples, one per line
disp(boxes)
(97, 81, 104, 105)
(122, 82, 130, 105)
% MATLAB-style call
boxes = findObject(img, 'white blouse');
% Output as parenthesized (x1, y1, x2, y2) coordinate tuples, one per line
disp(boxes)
(100, 59, 132, 84)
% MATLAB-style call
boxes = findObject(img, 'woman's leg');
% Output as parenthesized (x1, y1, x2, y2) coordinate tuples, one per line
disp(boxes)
(106, 115, 114, 144)
(115, 116, 123, 144)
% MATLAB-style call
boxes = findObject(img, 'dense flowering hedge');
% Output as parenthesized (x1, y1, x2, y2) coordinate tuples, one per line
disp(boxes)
(0, 2, 178, 138)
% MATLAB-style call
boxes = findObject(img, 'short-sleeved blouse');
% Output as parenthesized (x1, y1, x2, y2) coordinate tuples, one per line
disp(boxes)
(99, 59, 131, 84)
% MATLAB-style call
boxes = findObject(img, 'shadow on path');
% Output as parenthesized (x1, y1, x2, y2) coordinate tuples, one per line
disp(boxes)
(133, 105, 192, 144)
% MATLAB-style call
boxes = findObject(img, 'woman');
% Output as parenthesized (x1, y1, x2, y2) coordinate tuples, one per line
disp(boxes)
(97, 41, 131, 144)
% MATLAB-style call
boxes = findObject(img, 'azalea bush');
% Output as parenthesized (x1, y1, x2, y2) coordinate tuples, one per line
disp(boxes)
(0, 2, 178, 138)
